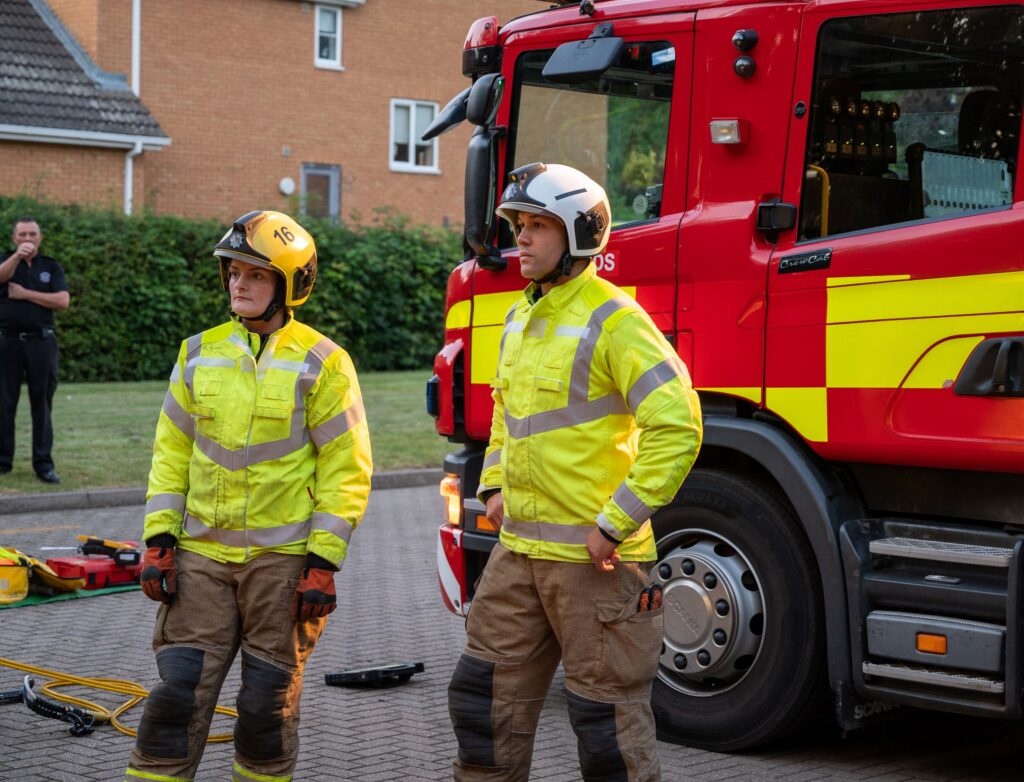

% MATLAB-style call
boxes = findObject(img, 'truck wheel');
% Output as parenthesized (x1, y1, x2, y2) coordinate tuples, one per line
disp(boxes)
(649, 469, 828, 751)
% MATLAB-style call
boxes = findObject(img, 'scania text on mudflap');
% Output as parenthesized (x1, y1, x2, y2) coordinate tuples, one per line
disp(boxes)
(427, 0, 1024, 752)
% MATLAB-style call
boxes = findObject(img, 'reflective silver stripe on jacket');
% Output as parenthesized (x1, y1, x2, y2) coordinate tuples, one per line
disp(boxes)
(182, 334, 203, 397)
(504, 393, 628, 439)
(497, 307, 522, 364)
(482, 448, 502, 470)
(502, 518, 592, 545)
(186, 356, 237, 369)
(596, 512, 622, 541)
(184, 513, 311, 548)
(145, 492, 186, 516)
(195, 428, 310, 471)
(311, 511, 355, 543)
(162, 390, 195, 439)
(568, 296, 631, 404)
(309, 400, 365, 449)
(555, 325, 590, 339)
(228, 333, 253, 358)
(528, 318, 547, 338)
(626, 356, 687, 413)
(611, 484, 655, 526)
(501, 296, 633, 439)
(269, 359, 311, 374)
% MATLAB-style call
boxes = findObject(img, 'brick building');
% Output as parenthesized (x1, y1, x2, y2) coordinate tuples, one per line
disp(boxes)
(0, 0, 539, 225)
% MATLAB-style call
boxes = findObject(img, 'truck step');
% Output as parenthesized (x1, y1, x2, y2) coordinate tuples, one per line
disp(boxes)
(862, 662, 1005, 694)
(869, 537, 1013, 567)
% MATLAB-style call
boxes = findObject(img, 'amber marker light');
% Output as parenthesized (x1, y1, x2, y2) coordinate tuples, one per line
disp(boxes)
(710, 119, 749, 145)
(440, 475, 462, 527)
(476, 514, 500, 533)
(917, 633, 948, 655)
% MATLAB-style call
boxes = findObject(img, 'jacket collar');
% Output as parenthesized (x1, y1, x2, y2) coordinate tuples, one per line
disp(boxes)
(229, 311, 295, 355)
(523, 263, 595, 315)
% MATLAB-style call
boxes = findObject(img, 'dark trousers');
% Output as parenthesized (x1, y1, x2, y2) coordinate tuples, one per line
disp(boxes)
(0, 334, 58, 473)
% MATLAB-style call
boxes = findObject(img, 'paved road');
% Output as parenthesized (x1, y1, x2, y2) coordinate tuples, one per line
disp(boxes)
(0, 485, 1021, 781)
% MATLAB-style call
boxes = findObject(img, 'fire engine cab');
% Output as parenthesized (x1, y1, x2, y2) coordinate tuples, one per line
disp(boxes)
(425, 0, 1024, 750)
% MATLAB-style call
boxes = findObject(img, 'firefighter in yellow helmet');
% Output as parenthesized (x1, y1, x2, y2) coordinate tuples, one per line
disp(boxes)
(447, 164, 702, 781)
(125, 211, 372, 782)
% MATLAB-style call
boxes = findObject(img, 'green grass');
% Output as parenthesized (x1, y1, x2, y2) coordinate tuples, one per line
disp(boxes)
(0, 371, 453, 494)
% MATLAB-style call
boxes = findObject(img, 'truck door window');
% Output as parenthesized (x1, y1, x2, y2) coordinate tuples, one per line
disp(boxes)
(798, 7, 1023, 241)
(503, 41, 675, 247)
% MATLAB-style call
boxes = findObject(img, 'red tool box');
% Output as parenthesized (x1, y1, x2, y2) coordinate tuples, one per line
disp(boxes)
(45, 555, 142, 590)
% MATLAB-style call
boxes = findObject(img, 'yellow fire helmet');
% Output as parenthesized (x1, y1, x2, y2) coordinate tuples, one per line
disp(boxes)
(213, 210, 317, 309)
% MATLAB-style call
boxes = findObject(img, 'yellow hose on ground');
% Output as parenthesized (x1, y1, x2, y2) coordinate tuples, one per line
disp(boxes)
(0, 656, 236, 741)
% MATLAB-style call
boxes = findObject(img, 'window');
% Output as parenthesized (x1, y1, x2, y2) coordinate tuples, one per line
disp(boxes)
(506, 41, 675, 246)
(314, 5, 342, 70)
(798, 7, 1022, 241)
(390, 99, 439, 173)
(302, 163, 340, 220)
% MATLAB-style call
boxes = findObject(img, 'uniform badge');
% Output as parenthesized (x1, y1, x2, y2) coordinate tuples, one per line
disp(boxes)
(39, 271, 51, 283)
(229, 232, 244, 249)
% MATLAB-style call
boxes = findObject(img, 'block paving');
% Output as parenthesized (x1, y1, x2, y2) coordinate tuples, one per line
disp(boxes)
(0, 486, 1021, 781)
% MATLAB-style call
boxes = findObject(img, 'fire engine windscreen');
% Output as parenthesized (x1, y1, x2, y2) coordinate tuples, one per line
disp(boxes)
(504, 41, 674, 247)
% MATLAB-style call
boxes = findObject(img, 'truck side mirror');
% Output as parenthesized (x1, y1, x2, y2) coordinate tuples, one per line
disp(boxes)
(466, 73, 504, 127)
(421, 86, 471, 141)
(464, 126, 506, 271)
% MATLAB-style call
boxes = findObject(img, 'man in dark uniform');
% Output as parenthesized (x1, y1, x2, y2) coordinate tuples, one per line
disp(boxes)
(0, 218, 70, 483)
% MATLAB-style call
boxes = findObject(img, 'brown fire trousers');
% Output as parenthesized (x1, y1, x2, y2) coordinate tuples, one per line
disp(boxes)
(449, 544, 664, 781)
(126, 550, 327, 782)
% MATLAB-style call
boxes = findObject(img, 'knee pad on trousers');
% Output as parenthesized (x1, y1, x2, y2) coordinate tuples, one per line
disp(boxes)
(448, 654, 497, 767)
(566, 690, 628, 782)
(136, 646, 205, 759)
(235, 651, 292, 761)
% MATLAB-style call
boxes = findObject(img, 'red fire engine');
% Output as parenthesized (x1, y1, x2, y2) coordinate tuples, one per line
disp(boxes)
(425, 0, 1024, 750)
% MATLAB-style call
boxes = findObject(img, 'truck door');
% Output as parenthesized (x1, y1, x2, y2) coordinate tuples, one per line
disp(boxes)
(769, 1, 1024, 473)
(464, 12, 695, 430)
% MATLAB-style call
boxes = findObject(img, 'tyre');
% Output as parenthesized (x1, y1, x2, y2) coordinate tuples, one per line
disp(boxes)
(649, 469, 829, 751)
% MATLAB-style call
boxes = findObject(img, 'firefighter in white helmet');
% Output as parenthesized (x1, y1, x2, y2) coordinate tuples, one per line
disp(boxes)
(125, 211, 372, 782)
(447, 163, 703, 781)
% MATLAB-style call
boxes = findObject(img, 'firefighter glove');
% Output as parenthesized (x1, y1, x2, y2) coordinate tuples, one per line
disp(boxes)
(139, 544, 177, 604)
(291, 567, 337, 620)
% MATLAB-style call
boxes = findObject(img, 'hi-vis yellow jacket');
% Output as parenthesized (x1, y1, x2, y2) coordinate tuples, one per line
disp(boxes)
(143, 316, 372, 568)
(477, 265, 702, 563)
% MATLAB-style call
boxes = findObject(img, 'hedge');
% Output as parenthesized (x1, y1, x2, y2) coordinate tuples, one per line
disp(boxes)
(0, 197, 461, 380)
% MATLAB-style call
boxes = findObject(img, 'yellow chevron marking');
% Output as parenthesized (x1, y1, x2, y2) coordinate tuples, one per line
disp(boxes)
(828, 271, 1023, 323)
(472, 291, 522, 326)
(445, 300, 471, 330)
(826, 275, 911, 287)
(766, 387, 828, 442)
(471, 325, 504, 385)
(903, 336, 986, 389)
(827, 313, 1022, 389)
(826, 271, 1024, 389)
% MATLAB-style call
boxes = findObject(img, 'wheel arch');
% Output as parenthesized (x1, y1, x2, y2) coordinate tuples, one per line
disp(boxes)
(690, 416, 866, 689)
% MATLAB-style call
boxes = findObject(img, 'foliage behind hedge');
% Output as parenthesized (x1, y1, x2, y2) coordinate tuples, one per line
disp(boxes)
(0, 197, 461, 381)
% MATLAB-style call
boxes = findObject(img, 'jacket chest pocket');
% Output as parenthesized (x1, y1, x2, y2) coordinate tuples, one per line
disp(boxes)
(190, 377, 221, 428)
(254, 383, 294, 423)
(502, 332, 523, 368)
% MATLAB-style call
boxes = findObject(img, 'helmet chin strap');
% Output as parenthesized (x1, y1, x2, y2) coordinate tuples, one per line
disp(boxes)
(531, 250, 578, 286)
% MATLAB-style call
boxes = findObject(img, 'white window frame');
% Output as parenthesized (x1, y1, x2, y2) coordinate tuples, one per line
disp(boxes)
(314, 4, 343, 71)
(301, 163, 341, 220)
(389, 98, 441, 175)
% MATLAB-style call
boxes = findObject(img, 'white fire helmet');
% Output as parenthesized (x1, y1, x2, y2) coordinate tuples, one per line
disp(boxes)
(495, 162, 611, 257)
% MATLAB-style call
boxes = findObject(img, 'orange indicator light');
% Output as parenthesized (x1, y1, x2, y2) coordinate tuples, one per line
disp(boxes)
(917, 633, 947, 655)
